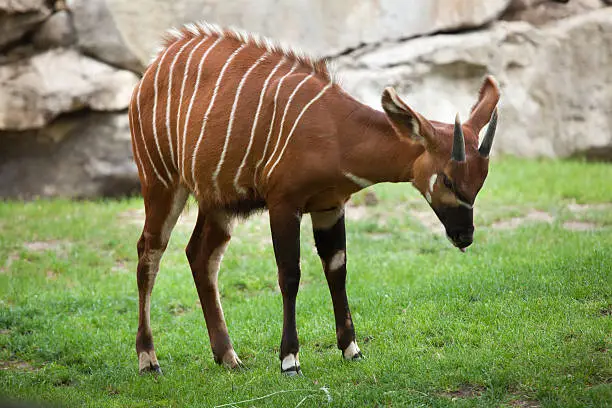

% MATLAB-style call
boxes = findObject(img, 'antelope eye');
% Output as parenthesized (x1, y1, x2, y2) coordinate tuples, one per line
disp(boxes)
(442, 174, 454, 190)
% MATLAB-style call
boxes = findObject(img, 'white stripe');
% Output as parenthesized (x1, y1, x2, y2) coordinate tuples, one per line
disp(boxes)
(253, 61, 299, 185)
(266, 82, 332, 179)
(136, 74, 169, 188)
(213, 51, 269, 195)
(152, 45, 176, 184)
(175, 36, 211, 181)
(191, 44, 247, 194)
(235, 57, 287, 194)
(264, 70, 315, 179)
(129, 101, 147, 184)
(181, 37, 224, 183)
(343, 171, 373, 189)
(165, 37, 197, 170)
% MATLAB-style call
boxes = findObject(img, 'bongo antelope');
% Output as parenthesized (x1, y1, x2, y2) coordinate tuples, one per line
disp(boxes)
(129, 22, 500, 376)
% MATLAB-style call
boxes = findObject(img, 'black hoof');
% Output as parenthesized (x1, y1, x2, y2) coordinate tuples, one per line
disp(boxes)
(351, 351, 364, 361)
(281, 364, 302, 376)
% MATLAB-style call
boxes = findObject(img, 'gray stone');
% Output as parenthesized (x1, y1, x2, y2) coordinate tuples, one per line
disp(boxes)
(67, 0, 512, 71)
(67, 0, 144, 72)
(0, 112, 139, 199)
(335, 9, 612, 159)
(503, 0, 605, 25)
(0, 0, 52, 50)
(32, 10, 76, 49)
(0, 48, 139, 131)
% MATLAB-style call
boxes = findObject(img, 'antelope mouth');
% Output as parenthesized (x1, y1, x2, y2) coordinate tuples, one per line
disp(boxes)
(446, 234, 471, 252)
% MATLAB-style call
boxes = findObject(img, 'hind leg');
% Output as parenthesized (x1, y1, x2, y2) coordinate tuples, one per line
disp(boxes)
(136, 184, 189, 373)
(186, 209, 241, 368)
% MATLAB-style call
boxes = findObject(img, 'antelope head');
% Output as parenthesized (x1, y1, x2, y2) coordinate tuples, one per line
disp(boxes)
(381, 76, 500, 251)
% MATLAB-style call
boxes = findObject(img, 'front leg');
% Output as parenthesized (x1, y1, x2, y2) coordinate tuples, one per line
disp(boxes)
(269, 204, 303, 375)
(311, 208, 362, 360)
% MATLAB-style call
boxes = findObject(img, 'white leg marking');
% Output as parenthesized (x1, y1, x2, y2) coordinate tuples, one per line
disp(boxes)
(182, 37, 225, 186)
(138, 350, 159, 372)
(425, 191, 432, 203)
(343, 172, 373, 189)
(253, 61, 299, 186)
(428, 173, 438, 193)
(152, 43, 179, 183)
(136, 73, 169, 188)
(129, 103, 148, 184)
(234, 56, 287, 195)
(311, 207, 344, 230)
(266, 82, 333, 179)
(264, 70, 315, 178)
(213, 50, 269, 195)
(328, 250, 346, 271)
(175, 36, 211, 182)
(166, 37, 197, 170)
(221, 349, 242, 368)
(343, 341, 361, 360)
(281, 353, 300, 371)
(191, 44, 247, 195)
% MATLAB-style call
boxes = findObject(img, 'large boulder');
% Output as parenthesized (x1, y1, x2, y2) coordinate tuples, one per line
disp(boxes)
(67, 0, 512, 72)
(0, 48, 139, 131)
(0, 113, 139, 199)
(0, 0, 52, 50)
(503, 0, 605, 25)
(336, 9, 612, 159)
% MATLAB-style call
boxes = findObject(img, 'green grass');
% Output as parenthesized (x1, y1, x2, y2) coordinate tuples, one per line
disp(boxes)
(1, 157, 611, 407)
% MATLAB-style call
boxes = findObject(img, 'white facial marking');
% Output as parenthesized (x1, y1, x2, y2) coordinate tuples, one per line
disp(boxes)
(264, 70, 316, 179)
(214, 50, 268, 195)
(425, 191, 432, 203)
(281, 353, 299, 371)
(266, 81, 333, 179)
(235, 56, 286, 194)
(166, 37, 197, 169)
(343, 171, 373, 188)
(343, 341, 360, 360)
(428, 174, 438, 193)
(253, 61, 299, 183)
(328, 250, 346, 271)
(136, 72, 169, 188)
(457, 199, 473, 210)
(176, 36, 210, 181)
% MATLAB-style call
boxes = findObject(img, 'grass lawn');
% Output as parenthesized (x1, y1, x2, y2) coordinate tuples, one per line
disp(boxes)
(0, 157, 611, 407)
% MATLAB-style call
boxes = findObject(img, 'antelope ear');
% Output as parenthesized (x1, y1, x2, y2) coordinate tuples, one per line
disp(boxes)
(381, 87, 435, 146)
(467, 75, 501, 134)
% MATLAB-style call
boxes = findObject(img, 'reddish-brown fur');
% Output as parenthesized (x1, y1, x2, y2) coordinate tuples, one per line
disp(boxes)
(129, 22, 500, 374)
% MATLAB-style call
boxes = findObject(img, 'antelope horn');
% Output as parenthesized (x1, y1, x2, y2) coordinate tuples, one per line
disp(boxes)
(478, 107, 498, 158)
(452, 113, 466, 162)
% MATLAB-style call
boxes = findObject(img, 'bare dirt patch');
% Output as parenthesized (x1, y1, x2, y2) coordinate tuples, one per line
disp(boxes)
(491, 210, 554, 230)
(438, 385, 485, 400)
(409, 210, 444, 235)
(0, 359, 36, 371)
(562, 221, 600, 231)
(23, 240, 68, 253)
(346, 205, 368, 221)
(508, 398, 541, 407)
(567, 203, 612, 213)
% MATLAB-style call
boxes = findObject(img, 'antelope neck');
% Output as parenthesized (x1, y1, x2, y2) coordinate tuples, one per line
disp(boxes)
(338, 94, 425, 188)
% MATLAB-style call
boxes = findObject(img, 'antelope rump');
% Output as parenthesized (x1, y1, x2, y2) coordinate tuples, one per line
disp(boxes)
(129, 22, 500, 376)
